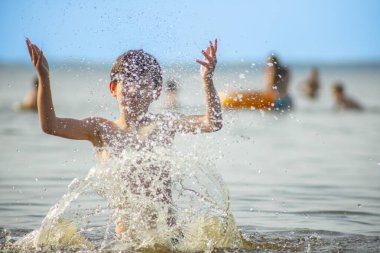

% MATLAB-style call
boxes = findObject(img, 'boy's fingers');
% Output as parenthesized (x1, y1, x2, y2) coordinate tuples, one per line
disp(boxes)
(214, 39, 218, 53)
(202, 50, 213, 63)
(33, 45, 42, 65)
(33, 44, 41, 55)
(30, 44, 36, 64)
(26, 41, 33, 60)
(36, 51, 41, 66)
(196, 59, 209, 68)
(209, 41, 215, 57)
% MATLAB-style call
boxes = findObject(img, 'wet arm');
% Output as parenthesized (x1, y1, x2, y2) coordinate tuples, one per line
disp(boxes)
(175, 39, 222, 133)
(26, 38, 99, 142)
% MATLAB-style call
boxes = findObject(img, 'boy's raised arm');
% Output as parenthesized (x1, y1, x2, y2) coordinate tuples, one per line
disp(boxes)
(174, 39, 222, 133)
(26, 38, 99, 143)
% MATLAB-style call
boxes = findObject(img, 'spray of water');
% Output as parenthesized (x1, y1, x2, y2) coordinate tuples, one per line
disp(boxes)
(15, 146, 244, 252)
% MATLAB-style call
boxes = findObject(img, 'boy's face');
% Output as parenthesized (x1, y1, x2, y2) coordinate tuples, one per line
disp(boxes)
(110, 80, 159, 115)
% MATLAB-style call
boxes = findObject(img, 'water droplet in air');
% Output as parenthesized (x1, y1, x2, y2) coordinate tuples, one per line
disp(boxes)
(357, 204, 362, 208)
(35, 178, 39, 182)
(249, 208, 254, 212)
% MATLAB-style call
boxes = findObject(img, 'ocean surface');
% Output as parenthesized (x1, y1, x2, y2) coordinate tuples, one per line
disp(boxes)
(0, 62, 380, 252)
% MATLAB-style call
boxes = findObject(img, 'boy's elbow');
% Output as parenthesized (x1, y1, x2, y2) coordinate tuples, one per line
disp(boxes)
(41, 125, 54, 135)
(40, 122, 56, 135)
(212, 121, 223, 132)
(205, 121, 222, 133)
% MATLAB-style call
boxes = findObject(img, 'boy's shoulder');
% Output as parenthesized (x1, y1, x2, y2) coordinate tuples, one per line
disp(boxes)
(83, 116, 111, 125)
(82, 117, 115, 131)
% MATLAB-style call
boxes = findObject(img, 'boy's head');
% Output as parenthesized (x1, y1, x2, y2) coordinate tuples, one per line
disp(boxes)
(110, 50, 162, 97)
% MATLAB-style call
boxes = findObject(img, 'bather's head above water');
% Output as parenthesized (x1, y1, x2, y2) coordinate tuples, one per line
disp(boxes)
(109, 50, 163, 116)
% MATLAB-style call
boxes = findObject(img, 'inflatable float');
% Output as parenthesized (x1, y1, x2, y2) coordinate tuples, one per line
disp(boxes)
(219, 90, 277, 110)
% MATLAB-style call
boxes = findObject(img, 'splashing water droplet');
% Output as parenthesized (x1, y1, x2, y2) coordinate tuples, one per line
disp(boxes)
(357, 204, 362, 208)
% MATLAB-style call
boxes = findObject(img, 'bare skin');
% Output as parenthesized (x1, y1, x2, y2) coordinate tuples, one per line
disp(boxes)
(26, 38, 221, 237)
(26, 38, 221, 157)
(332, 87, 363, 111)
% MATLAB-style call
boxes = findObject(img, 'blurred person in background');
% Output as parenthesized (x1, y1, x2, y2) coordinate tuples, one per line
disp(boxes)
(331, 82, 363, 111)
(164, 79, 179, 110)
(17, 76, 38, 111)
(299, 67, 320, 99)
(265, 55, 293, 111)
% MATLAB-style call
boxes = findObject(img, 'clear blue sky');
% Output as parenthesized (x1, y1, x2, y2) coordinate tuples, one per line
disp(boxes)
(1, 0, 380, 63)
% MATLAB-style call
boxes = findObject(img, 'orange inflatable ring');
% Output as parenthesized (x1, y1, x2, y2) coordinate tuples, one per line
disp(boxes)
(219, 90, 277, 110)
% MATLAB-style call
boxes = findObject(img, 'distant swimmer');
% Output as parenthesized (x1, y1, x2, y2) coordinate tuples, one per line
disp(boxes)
(265, 55, 293, 111)
(219, 54, 293, 111)
(164, 79, 178, 110)
(273, 66, 293, 111)
(17, 76, 38, 111)
(331, 82, 363, 111)
(300, 67, 320, 99)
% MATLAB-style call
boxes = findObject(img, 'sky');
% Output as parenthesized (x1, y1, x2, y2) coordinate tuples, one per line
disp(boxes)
(1, 0, 380, 64)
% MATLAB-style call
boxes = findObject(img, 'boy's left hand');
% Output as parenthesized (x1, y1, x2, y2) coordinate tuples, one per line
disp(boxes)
(196, 39, 217, 81)
(26, 38, 50, 78)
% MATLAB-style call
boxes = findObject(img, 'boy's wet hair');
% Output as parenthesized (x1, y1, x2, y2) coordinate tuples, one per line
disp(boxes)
(110, 50, 162, 92)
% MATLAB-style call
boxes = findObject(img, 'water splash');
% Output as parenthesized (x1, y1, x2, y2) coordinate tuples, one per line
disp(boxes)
(15, 147, 244, 252)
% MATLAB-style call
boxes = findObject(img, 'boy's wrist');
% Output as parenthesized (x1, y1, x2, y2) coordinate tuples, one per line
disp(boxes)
(202, 74, 213, 82)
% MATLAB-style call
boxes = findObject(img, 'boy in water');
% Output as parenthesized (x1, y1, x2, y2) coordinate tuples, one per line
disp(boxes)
(26, 38, 221, 237)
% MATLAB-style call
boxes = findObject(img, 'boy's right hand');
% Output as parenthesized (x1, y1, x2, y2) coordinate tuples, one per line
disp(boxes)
(196, 39, 217, 81)
(26, 38, 49, 78)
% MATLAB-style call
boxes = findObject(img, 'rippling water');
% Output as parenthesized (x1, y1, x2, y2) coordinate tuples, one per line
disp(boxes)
(0, 63, 379, 252)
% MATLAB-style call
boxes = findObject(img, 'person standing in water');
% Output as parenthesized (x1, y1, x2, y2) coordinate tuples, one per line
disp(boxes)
(264, 55, 293, 111)
(25, 38, 221, 237)
(300, 67, 320, 99)
(17, 76, 39, 111)
(164, 79, 179, 110)
(331, 82, 363, 110)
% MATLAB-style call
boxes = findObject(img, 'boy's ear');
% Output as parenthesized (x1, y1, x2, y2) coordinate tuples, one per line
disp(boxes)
(109, 82, 117, 97)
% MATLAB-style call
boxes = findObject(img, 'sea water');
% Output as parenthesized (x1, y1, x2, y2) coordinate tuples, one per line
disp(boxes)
(0, 62, 380, 252)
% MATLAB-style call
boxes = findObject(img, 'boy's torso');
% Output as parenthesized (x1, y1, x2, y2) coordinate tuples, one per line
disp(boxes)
(93, 112, 180, 159)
